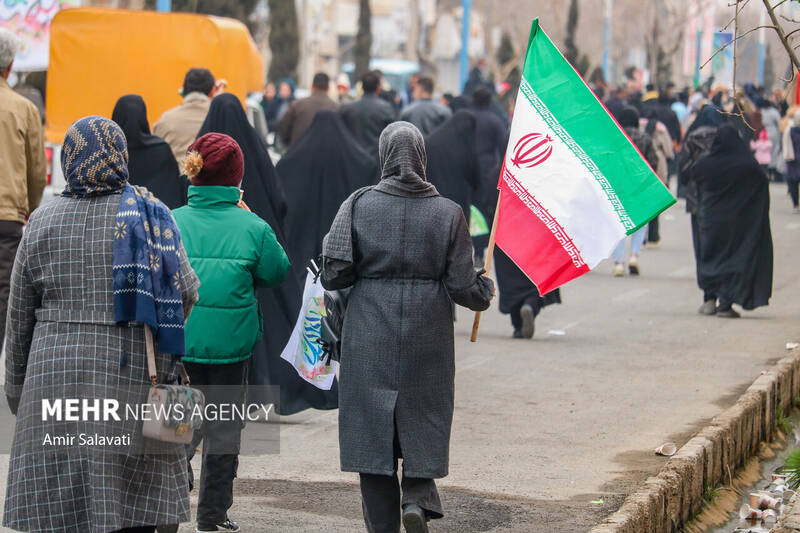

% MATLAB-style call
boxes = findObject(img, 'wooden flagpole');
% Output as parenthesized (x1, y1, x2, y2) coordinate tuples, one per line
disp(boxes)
(470, 190, 502, 342)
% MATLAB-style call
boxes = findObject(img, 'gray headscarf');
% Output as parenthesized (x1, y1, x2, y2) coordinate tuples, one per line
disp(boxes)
(374, 121, 438, 197)
(323, 122, 439, 262)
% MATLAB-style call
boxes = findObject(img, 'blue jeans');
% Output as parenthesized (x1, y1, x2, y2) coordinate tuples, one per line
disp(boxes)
(612, 226, 647, 263)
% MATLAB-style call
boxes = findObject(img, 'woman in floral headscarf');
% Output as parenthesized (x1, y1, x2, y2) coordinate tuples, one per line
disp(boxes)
(3, 116, 199, 533)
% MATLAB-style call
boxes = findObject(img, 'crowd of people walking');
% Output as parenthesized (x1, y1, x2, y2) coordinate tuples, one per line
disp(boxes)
(0, 21, 781, 532)
(596, 78, 775, 318)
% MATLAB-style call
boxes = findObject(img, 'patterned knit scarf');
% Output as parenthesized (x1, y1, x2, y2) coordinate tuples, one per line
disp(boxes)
(62, 116, 186, 355)
(112, 185, 185, 355)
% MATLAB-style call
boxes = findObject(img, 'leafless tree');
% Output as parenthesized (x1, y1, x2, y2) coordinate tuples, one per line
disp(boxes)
(645, 0, 686, 89)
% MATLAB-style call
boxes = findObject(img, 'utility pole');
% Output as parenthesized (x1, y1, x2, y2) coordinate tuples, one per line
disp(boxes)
(758, 3, 766, 85)
(459, 0, 471, 92)
(693, 0, 702, 87)
(602, 0, 612, 83)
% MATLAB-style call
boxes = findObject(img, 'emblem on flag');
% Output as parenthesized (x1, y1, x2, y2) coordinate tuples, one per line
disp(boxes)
(511, 132, 554, 169)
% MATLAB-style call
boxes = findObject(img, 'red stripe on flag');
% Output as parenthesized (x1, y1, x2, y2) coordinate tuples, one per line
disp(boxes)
(495, 165, 590, 294)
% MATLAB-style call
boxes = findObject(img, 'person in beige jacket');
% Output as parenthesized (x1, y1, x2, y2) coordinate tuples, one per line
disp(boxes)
(153, 68, 218, 166)
(0, 28, 46, 344)
(640, 112, 674, 246)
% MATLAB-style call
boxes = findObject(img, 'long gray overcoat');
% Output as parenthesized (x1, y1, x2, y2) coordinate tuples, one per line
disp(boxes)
(3, 193, 200, 533)
(323, 190, 492, 479)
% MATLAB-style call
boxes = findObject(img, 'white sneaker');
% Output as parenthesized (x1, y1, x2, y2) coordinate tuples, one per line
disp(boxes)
(613, 263, 625, 277)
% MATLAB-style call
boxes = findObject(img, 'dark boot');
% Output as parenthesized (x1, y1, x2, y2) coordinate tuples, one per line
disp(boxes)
(401, 504, 430, 533)
(519, 304, 535, 339)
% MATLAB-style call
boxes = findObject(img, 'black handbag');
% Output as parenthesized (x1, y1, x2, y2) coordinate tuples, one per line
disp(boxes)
(308, 257, 350, 366)
(320, 287, 350, 365)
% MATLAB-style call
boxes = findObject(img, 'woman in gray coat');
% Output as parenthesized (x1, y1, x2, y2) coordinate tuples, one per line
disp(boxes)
(322, 122, 494, 533)
(3, 116, 200, 533)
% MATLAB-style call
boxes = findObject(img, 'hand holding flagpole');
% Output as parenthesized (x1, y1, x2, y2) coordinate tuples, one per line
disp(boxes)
(470, 192, 502, 342)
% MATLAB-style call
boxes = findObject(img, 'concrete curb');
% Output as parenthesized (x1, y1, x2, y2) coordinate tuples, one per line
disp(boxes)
(591, 349, 800, 533)
(774, 492, 800, 532)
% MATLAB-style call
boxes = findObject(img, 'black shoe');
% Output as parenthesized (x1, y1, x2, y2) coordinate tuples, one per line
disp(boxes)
(520, 304, 535, 339)
(716, 307, 741, 318)
(402, 504, 430, 533)
(512, 329, 524, 339)
(196, 518, 240, 532)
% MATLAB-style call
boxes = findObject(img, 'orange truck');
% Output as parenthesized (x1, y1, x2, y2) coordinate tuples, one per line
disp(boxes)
(43, 8, 264, 198)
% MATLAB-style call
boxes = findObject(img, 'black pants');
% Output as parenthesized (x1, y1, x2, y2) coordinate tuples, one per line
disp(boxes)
(112, 527, 156, 533)
(360, 473, 442, 533)
(0, 221, 22, 348)
(648, 215, 660, 243)
(184, 359, 249, 528)
(789, 180, 799, 207)
(359, 420, 443, 533)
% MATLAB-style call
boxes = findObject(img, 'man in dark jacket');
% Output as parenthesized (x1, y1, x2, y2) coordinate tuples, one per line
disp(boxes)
(400, 76, 451, 135)
(642, 91, 682, 143)
(341, 71, 397, 156)
(472, 88, 507, 202)
(277, 72, 338, 148)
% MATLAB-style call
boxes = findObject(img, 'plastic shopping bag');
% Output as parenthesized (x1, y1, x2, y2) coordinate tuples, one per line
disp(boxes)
(280, 271, 338, 390)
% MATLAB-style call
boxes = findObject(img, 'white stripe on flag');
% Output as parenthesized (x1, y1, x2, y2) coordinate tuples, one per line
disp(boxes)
(504, 84, 627, 267)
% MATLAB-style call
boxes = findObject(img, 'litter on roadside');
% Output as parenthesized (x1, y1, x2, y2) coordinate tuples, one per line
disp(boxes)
(787, 342, 799, 350)
(749, 492, 780, 510)
(547, 330, 566, 336)
(654, 442, 677, 456)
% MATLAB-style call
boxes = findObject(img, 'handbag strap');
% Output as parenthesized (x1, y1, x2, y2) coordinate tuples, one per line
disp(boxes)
(145, 325, 158, 386)
(144, 324, 192, 386)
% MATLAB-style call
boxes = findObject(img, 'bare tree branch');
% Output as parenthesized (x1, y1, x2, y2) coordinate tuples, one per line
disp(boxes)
(763, 0, 800, 72)
(700, 25, 778, 69)
(722, 0, 752, 30)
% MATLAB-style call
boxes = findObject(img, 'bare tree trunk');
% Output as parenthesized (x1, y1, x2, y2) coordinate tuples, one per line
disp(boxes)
(408, 0, 420, 64)
(354, 0, 372, 80)
(483, 1, 499, 83)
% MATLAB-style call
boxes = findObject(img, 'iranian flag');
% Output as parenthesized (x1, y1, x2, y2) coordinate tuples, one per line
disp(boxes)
(495, 19, 675, 294)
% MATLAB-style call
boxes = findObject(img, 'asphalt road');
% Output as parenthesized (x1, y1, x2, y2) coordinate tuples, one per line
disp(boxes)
(0, 183, 798, 532)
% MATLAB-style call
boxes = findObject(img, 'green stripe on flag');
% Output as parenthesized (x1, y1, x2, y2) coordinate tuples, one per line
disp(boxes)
(521, 19, 675, 231)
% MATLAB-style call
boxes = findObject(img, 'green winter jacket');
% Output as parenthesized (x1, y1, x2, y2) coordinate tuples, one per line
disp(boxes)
(174, 186, 290, 364)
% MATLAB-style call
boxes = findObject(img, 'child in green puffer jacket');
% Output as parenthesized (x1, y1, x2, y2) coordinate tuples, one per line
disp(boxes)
(173, 132, 289, 533)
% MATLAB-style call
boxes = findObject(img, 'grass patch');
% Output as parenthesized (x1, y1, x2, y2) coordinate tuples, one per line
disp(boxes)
(782, 447, 800, 489)
(703, 484, 720, 504)
(777, 404, 793, 436)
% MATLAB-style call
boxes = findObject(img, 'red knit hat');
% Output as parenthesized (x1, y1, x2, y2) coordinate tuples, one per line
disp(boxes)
(184, 133, 244, 187)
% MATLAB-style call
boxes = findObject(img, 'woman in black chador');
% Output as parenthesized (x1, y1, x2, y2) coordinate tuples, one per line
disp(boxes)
(423, 110, 482, 224)
(688, 124, 773, 317)
(197, 93, 338, 414)
(276, 110, 379, 285)
(494, 248, 561, 338)
(111, 94, 188, 209)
